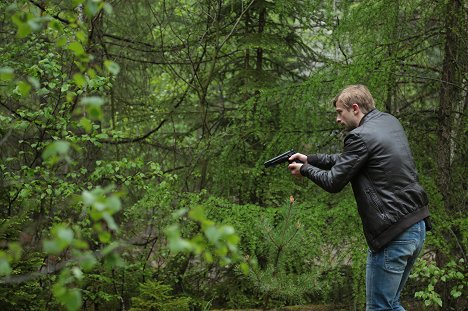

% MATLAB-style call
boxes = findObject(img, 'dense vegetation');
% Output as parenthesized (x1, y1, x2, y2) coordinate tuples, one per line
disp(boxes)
(0, 1, 466, 310)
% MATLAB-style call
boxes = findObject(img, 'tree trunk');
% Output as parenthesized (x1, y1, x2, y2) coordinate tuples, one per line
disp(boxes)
(436, 0, 463, 308)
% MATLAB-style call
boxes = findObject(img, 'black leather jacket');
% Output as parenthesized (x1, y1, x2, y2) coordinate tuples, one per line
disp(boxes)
(300, 109, 430, 252)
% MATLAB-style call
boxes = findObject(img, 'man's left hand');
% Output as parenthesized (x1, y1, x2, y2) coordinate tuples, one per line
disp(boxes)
(288, 162, 303, 176)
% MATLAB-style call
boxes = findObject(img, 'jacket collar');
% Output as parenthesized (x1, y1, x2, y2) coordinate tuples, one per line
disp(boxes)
(359, 108, 377, 126)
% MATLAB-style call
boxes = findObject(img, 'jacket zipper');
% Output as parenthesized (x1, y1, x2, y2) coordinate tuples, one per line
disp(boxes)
(366, 188, 387, 220)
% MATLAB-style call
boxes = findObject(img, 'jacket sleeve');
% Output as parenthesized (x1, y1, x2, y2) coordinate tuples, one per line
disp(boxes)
(307, 154, 340, 169)
(300, 133, 368, 193)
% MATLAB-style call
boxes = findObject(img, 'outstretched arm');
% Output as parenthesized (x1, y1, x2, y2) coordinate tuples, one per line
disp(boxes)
(299, 134, 369, 193)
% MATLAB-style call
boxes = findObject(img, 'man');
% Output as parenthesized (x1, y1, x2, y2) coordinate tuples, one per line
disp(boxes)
(288, 84, 430, 311)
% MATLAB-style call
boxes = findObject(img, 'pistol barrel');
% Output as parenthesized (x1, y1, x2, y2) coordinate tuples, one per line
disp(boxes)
(264, 149, 295, 168)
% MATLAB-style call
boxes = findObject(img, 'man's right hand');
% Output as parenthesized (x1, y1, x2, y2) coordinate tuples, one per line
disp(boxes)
(288, 153, 307, 164)
(288, 153, 307, 176)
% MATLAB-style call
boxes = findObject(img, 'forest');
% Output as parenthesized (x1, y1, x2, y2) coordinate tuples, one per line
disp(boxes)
(0, 0, 466, 310)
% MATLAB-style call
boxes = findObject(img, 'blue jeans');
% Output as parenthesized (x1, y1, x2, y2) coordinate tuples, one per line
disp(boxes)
(366, 220, 426, 311)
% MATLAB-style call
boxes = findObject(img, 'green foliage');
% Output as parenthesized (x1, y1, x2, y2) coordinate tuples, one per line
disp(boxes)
(165, 204, 246, 269)
(0, 0, 466, 310)
(130, 281, 190, 311)
(411, 258, 467, 308)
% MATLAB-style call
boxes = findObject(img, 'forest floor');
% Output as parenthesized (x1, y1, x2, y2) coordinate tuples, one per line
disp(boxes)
(212, 301, 430, 311)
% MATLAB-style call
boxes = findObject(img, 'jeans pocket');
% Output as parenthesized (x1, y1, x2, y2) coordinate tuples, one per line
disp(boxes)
(384, 240, 417, 273)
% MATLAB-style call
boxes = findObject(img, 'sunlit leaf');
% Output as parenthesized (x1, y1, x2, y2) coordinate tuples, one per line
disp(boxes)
(57, 227, 74, 245)
(107, 195, 121, 213)
(8, 242, 23, 261)
(80, 96, 104, 106)
(103, 3, 113, 14)
(102, 213, 118, 231)
(56, 36, 68, 48)
(16, 81, 31, 96)
(169, 238, 193, 253)
(0, 258, 12, 276)
(76, 30, 87, 43)
(68, 41, 85, 56)
(104, 60, 120, 75)
(240, 262, 249, 275)
(43, 240, 63, 254)
(71, 267, 83, 280)
(72, 0, 85, 8)
(62, 288, 82, 311)
(82, 190, 95, 206)
(98, 231, 111, 243)
(0, 67, 14, 81)
(42, 141, 70, 160)
(85, 0, 100, 17)
(72, 73, 86, 87)
(101, 242, 119, 256)
(79, 252, 97, 271)
(27, 76, 40, 89)
(15, 22, 32, 38)
(80, 96, 104, 120)
(79, 117, 93, 133)
(205, 226, 220, 243)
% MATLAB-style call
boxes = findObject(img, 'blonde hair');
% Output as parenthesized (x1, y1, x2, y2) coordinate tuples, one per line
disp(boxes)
(333, 84, 375, 114)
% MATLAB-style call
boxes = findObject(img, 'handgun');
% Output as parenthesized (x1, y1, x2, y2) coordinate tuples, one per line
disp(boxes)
(264, 149, 303, 168)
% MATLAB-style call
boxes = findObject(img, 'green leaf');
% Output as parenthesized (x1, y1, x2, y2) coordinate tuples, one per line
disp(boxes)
(79, 117, 93, 133)
(104, 60, 120, 75)
(73, 73, 86, 87)
(49, 19, 63, 31)
(82, 190, 95, 206)
(0, 67, 14, 81)
(71, 267, 83, 280)
(44, 240, 63, 255)
(172, 208, 188, 219)
(68, 41, 85, 56)
(0, 258, 12, 276)
(85, 0, 100, 17)
(203, 251, 213, 263)
(72, 239, 88, 249)
(27, 76, 40, 89)
(8, 242, 23, 261)
(12, 13, 31, 38)
(451, 288, 462, 298)
(240, 262, 249, 275)
(79, 252, 97, 271)
(80, 96, 104, 120)
(27, 18, 41, 32)
(98, 231, 111, 243)
(72, 0, 85, 8)
(56, 36, 68, 48)
(57, 227, 74, 245)
(63, 288, 82, 311)
(102, 213, 118, 231)
(189, 206, 206, 222)
(80, 96, 104, 106)
(42, 141, 71, 160)
(205, 226, 220, 243)
(101, 242, 119, 256)
(169, 238, 193, 253)
(16, 81, 31, 96)
(76, 30, 87, 43)
(103, 3, 113, 14)
(107, 195, 121, 213)
(16, 22, 32, 38)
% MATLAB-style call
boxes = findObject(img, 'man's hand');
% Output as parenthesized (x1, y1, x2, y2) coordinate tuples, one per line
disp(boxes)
(288, 162, 303, 176)
(288, 153, 307, 176)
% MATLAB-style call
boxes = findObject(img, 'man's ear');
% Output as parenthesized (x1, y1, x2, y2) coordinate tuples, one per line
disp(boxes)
(351, 103, 360, 114)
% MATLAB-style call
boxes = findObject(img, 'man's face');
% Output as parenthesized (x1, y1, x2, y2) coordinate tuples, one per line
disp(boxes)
(335, 102, 359, 131)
